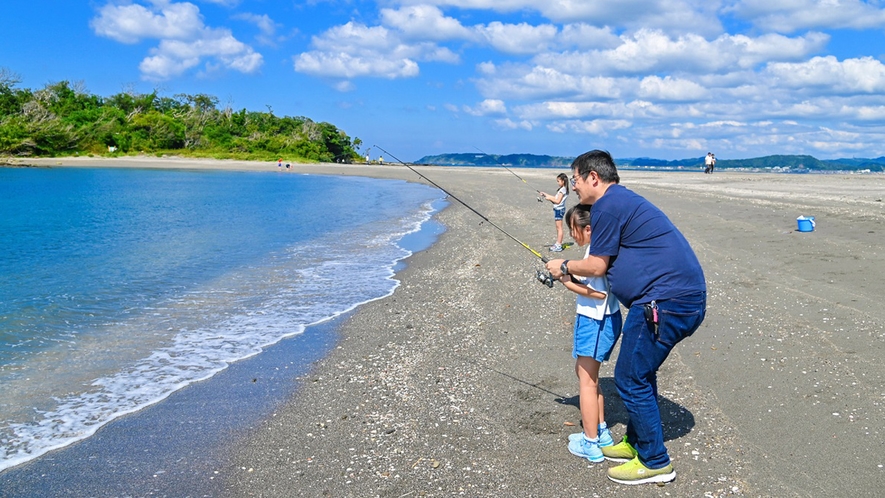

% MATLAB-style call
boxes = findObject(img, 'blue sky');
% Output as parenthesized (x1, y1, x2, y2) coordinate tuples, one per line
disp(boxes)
(4, 1, 885, 161)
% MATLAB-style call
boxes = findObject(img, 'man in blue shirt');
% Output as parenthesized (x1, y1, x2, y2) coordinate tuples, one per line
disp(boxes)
(546, 149, 706, 485)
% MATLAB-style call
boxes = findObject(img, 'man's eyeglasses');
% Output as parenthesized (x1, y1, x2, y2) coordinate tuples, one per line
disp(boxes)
(571, 172, 592, 186)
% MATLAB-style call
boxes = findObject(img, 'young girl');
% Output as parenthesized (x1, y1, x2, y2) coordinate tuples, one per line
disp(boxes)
(539, 173, 569, 252)
(559, 204, 622, 463)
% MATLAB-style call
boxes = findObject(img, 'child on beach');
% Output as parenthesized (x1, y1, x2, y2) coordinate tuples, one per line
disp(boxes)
(559, 204, 622, 463)
(538, 173, 569, 252)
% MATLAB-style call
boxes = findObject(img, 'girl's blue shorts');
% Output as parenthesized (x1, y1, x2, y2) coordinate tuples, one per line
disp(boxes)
(573, 312, 622, 362)
(554, 207, 565, 220)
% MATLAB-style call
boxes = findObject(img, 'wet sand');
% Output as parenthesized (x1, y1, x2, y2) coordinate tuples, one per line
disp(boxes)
(5, 156, 885, 496)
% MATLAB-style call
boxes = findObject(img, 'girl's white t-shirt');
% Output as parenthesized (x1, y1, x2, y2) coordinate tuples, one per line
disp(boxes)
(574, 246, 621, 319)
(554, 186, 568, 210)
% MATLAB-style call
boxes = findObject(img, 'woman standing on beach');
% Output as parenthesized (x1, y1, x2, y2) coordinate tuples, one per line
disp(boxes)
(559, 204, 622, 463)
(539, 173, 569, 252)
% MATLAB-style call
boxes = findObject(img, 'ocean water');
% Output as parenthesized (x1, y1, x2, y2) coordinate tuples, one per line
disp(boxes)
(0, 166, 445, 472)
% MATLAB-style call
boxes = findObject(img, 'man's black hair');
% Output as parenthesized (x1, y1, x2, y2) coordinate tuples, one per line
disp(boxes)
(571, 149, 620, 184)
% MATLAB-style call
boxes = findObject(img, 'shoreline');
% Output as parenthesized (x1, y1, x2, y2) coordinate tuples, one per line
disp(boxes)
(2, 158, 885, 496)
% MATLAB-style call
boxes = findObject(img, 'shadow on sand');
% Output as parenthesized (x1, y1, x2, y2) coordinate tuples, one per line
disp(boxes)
(554, 377, 695, 442)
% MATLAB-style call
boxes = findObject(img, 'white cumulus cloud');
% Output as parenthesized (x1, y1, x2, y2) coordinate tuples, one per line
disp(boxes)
(233, 12, 282, 46)
(91, 1, 204, 44)
(474, 22, 559, 55)
(639, 76, 708, 101)
(294, 21, 458, 80)
(464, 99, 507, 116)
(396, 0, 720, 34)
(766, 56, 885, 94)
(728, 0, 885, 33)
(91, 1, 262, 80)
(546, 118, 632, 135)
(380, 5, 473, 41)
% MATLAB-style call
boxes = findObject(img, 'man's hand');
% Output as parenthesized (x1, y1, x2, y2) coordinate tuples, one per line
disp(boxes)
(546, 258, 565, 278)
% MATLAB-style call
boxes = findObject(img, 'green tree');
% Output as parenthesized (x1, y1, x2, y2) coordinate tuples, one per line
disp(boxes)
(0, 68, 31, 117)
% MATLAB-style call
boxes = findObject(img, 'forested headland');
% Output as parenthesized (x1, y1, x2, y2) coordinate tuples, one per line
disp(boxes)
(0, 69, 360, 163)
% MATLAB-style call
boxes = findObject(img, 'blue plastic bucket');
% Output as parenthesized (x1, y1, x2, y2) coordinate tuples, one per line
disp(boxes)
(796, 216, 815, 232)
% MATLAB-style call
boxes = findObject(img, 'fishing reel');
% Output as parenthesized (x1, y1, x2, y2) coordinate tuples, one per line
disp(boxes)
(536, 269, 555, 288)
(537, 196, 544, 202)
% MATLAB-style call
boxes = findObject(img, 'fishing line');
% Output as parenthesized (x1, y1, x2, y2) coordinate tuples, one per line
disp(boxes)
(472, 146, 542, 198)
(372, 145, 554, 284)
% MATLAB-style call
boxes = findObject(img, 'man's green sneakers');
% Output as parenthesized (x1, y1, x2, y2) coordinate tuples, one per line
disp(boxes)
(601, 435, 675, 485)
(600, 436, 637, 462)
(607, 457, 676, 485)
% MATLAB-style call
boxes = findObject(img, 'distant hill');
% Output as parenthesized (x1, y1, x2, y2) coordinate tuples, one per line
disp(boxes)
(821, 156, 885, 171)
(415, 153, 885, 172)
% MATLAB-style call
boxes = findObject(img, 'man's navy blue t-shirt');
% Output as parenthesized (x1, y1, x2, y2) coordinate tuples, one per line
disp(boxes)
(588, 184, 706, 307)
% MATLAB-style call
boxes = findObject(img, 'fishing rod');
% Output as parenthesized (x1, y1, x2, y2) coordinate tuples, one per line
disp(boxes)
(373, 145, 557, 287)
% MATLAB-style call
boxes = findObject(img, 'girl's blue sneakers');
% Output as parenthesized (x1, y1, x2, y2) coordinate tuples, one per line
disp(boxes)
(568, 435, 604, 463)
(568, 425, 613, 446)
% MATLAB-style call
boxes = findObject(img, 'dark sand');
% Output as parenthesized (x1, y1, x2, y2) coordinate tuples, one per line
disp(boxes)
(5, 157, 885, 497)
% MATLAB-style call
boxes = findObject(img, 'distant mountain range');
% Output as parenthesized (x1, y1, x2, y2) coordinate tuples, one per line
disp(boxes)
(414, 153, 885, 172)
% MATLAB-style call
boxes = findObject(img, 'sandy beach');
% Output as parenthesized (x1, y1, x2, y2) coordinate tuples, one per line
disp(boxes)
(4, 156, 885, 497)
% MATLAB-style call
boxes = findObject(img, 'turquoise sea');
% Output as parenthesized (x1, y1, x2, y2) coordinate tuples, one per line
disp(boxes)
(0, 166, 445, 472)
